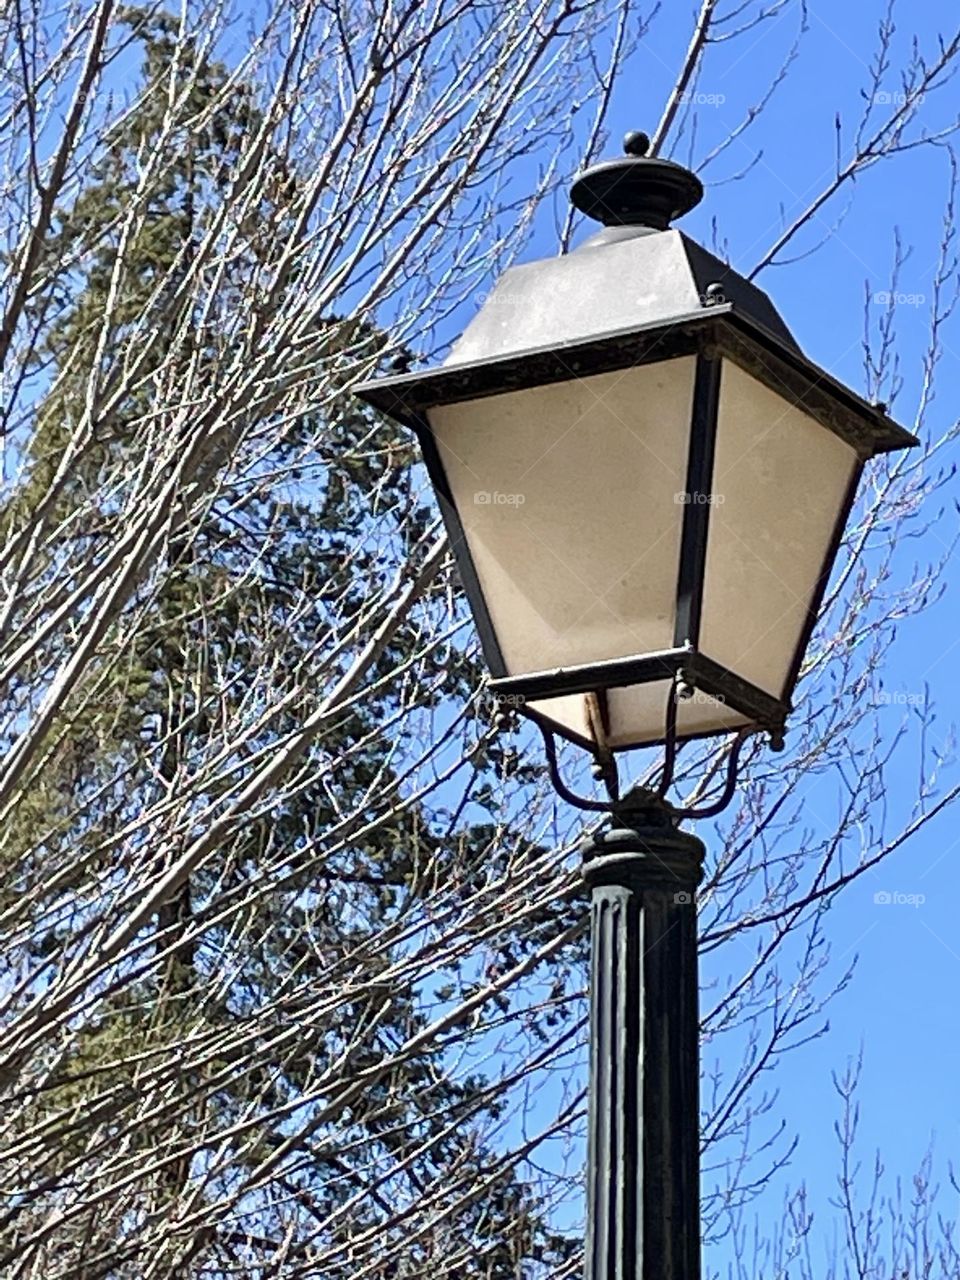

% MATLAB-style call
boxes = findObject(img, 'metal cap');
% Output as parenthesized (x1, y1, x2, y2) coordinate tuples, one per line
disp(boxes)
(570, 131, 704, 230)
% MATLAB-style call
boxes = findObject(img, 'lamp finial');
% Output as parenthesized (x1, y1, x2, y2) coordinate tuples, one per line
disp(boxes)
(623, 130, 650, 157)
(570, 130, 703, 231)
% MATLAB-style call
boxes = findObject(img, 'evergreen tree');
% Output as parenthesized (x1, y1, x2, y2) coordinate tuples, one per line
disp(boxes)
(0, 9, 581, 1275)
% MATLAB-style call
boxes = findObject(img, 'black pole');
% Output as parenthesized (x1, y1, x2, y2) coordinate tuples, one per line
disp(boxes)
(581, 791, 705, 1280)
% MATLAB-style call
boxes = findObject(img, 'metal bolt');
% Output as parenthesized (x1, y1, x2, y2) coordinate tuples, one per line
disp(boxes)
(704, 282, 726, 306)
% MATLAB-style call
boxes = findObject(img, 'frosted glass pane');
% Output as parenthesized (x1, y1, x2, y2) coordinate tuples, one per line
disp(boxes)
(429, 358, 696, 676)
(527, 683, 749, 751)
(700, 360, 857, 699)
(525, 693, 593, 746)
(606, 684, 749, 748)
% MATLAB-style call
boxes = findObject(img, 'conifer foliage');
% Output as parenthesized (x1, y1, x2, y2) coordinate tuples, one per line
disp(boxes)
(0, 4, 613, 1274)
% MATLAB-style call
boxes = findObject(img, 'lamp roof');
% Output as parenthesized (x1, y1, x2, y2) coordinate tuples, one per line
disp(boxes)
(444, 228, 799, 369)
(354, 134, 916, 461)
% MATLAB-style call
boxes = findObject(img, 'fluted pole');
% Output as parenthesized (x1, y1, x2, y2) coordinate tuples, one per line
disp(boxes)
(581, 797, 705, 1280)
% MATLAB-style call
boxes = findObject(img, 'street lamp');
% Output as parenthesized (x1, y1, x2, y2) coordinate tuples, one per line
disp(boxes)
(355, 132, 916, 1280)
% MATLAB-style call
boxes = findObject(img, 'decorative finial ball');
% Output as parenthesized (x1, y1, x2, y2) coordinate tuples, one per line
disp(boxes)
(623, 130, 650, 157)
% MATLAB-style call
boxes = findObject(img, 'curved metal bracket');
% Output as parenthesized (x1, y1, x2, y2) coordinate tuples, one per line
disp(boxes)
(534, 674, 756, 823)
(655, 680, 680, 800)
(677, 727, 751, 820)
(538, 722, 613, 813)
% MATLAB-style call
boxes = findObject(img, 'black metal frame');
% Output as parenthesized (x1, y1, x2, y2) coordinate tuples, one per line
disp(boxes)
(354, 308, 914, 456)
(491, 647, 786, 736)
(354, 306, 916, 754)
(413, 424, 508, 676)
(675, 350, 722, 650)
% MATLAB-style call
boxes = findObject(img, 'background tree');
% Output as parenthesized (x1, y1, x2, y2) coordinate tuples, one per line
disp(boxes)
(725, 1058, 960, 1279)
(1, 1, 960, 1277)
(1, 8, 591, 1276)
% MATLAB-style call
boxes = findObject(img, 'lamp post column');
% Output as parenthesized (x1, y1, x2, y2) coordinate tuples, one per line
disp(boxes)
(581, 795, 705, 1280)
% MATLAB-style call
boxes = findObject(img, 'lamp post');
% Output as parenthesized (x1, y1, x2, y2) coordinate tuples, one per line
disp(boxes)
(355, 132, 916, 1280)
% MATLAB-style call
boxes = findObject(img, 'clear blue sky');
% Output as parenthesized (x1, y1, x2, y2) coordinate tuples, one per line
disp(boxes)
(470, 0, 960, 1265)
(626, 1, 960, 1264)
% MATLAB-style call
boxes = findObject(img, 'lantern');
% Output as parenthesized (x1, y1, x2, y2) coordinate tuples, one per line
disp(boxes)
(356, 134, 915, 753)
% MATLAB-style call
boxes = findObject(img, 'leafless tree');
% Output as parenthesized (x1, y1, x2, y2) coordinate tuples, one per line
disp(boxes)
(717, 1055, 960, 1279)
(0, 1, 958, 1276)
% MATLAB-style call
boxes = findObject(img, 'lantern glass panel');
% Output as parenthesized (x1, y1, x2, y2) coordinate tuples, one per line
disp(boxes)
(699, 360, 859, 701)
(428, 356, 697, 677)
(605, 682, 750, 746)
(528, 681, 749, 751)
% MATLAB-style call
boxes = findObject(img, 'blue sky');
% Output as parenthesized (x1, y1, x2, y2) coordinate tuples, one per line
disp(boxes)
(628, 1, 960, 1265)
(15, 1, 960, 1268)
(467, 0, 960, 1266)
(183, 0, 960, 1261)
